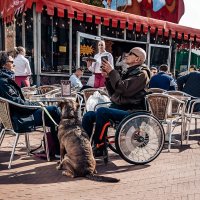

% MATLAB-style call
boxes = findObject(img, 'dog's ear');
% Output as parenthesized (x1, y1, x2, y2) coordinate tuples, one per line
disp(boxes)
(59, 100, 70, 110)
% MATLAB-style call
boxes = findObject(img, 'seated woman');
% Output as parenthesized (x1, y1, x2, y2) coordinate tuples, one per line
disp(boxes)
(0, 51, 61, 157)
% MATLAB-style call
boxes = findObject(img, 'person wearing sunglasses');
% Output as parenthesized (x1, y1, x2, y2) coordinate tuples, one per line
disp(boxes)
(0, 55, 15, 80)
(0, 51, 61, 157)
(82, 47, 151, 157)
(86, 40, 114, 88)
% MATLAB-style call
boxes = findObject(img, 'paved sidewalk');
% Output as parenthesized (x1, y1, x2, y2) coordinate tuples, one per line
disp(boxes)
(1, 124, 200, 200)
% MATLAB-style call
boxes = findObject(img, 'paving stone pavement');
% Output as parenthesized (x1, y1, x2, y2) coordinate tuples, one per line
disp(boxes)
(1, 123, 200, 200)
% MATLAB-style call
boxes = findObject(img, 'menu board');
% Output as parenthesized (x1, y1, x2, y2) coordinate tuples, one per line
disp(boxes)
(61, 80, 71, 97)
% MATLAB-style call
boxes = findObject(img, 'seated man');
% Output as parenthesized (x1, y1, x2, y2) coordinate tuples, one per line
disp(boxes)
(82, 47, 151, 156)
(149, 64, 176, 91)
(150, 66, 158, 76)
(69, 68, 83, 89)
(0, 51, 61, 156)
(177, 68, 200, 112)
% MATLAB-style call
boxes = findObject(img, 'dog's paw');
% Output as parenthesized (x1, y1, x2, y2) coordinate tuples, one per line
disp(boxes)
(56, 165, 61, 170)
(62, 171, 74, 178)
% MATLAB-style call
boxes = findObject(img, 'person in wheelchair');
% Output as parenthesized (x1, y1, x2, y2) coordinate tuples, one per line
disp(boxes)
(82, 47, 151, 158)
(0, 51, 61, 157)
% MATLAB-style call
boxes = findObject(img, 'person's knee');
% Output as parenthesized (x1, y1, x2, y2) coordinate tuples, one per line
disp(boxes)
(82, 111, 95, 124)
(46, 106, 61, 122)
(96, 107, 110, 117)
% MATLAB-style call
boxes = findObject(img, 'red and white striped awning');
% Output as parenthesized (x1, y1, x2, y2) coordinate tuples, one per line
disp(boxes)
(1, 0, 200, 42)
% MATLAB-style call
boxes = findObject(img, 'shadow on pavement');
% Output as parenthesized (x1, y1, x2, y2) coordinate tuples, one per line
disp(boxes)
(0, 151, 150, 185)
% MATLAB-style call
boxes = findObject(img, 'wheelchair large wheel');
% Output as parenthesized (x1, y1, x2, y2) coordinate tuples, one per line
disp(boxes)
(115, 112, 165, 165)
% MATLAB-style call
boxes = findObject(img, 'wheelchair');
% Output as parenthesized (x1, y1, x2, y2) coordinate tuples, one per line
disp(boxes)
(94, 111, 165, 165)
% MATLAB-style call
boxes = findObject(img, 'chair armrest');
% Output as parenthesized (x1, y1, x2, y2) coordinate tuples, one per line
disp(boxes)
(0, 97, 41, 109)
(187, 98, 200, 113)
(0, 97, 59, 128)
(94, 101, 112, 111)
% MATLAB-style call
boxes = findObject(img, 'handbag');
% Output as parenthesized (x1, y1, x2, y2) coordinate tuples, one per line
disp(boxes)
(86, 91, 110, 112)
(43, 132, 56, 157)
(30, 132, 56, 159)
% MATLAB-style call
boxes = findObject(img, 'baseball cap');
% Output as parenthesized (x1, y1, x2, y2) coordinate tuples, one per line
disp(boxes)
(129, 47, 146, 63)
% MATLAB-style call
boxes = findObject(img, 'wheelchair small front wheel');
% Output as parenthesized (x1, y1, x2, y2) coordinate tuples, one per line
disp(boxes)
(115, 112, 165, 165)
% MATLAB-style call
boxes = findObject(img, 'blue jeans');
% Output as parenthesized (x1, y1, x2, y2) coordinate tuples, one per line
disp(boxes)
(33, 106, 61, 154)
(82, 107, 130, 145)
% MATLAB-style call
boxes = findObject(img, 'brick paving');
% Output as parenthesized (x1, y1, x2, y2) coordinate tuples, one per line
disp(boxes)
(1, 123, 200, 200)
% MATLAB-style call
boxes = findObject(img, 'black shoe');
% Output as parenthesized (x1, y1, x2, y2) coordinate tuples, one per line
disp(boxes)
(93, 146, 104, 157)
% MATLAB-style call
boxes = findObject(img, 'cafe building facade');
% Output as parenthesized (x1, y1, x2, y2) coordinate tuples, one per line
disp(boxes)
(1, 0, 200, 85)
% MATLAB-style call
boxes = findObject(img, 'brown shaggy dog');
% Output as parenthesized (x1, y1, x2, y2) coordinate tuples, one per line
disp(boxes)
(57, 99, 119, 183)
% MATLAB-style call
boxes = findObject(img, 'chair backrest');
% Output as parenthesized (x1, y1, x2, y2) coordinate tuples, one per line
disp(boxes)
(146, 93, 185, 121)
(82, 88, 109, 102)
(37, 85, 58, 94)
(148, 88, 166, 93)
(0, 98, 13, 129)
(164, 91, 192, 113)
(164, 90, 189, 97)
(21, 86, 37, 93)
(146, 93, 170, 120)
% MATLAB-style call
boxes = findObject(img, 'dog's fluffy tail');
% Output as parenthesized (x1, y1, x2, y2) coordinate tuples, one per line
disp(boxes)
(85, 174, 120, 183)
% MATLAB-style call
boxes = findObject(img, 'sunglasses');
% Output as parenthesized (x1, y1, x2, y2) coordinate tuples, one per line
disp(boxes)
(6, 60, 14, 64)
(98, 44, 104, 46)
(128, 52, 139, 57)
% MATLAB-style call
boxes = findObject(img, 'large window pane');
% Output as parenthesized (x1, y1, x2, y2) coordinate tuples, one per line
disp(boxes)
(175, 49, 189, 76)
(149, 46, 169, 68)
(41, 9, 69, 73)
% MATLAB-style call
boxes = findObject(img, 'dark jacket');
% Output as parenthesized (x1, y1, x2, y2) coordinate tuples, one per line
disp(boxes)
(177, 71, 200, 97)
(149, 71, 176, 91)
(105, 64, 151, 111)
(0, 72, 39, 132)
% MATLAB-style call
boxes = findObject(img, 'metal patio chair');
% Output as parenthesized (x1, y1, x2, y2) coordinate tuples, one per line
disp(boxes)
(0, 97, 58, 169)
(186, 98, 200, 144)
(81, 88, 109, 114)
(146, 93, 186, 151)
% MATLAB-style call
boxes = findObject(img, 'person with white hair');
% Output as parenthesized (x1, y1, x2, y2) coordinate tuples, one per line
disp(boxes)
(82, 47, 151, 157)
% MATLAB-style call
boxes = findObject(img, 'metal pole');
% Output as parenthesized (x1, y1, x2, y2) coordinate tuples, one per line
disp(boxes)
(123, 28, 126, 40)
(188, 40, 192, 72)
(51, 17, 54, 68)
(22, 15, 25, 48)
(146, 29, 150, 66)
(33, 4, 38, 85)
(69, 18, 72, 74)
(168, 35, 172, 71)
(37, 12, 41, 86)
(76, 32, 80, 68)
(174, 48, 177, 78)
(97, 24, 101, 37)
